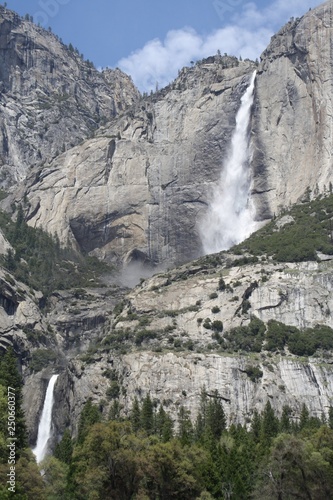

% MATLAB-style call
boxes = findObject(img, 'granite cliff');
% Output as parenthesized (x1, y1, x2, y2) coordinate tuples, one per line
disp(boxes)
(0, 2, 333, 448)
(0, 6, 139, 186)
(14, 57, 255, 267)
(252, 1, 333, 217)
(6, 1, 333, 268)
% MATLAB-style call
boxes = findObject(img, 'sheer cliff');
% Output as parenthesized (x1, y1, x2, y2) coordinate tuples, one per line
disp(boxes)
(252, 1, 333, 218)
(1, 2, 333, 448)
(0, 6, 140, 186)
(16, 58, 255, 267)
(9, 2, 333, 268)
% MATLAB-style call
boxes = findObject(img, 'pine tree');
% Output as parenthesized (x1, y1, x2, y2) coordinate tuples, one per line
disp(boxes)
(328, 407, 333, 430)
(161, 413, 173, 442)
(155, 405, 173, 442)
(54, 429, 73, 464)
(140, 394, 154, 435)
(109, 400, 121, 421)
(178, 405, 193, 445)
(299, 403, 310, 430)
(0, 348, 27, 454)
(205, 391, 226, 440)
(130, 397, 141, 432)
(77, 400, 101, 444)
(261, 401, 279, 443)
(280, 405, 292, 433)
(251, 409, 262, 442)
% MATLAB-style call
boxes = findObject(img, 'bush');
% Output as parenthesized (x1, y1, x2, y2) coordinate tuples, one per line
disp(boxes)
(212, 320, 223, 332)
(211, 306, 220, 314)
(135, 330, 157, 345)
(223, 317, 265, 352)
(30, 349, 57, 372)
(203, 318, 212, 330)
(218, 278, 226, 291)
(244, 365, 263, 382)
(106, 381, 120, 400)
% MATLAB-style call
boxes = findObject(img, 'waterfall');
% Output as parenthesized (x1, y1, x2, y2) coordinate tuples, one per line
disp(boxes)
(33, 374, 59, 463)
(200, 71, 257, 254)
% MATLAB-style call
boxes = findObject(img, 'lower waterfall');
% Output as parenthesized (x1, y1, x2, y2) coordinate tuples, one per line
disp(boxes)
(200, 71, 258, 254)
(33, 374, 59, 463)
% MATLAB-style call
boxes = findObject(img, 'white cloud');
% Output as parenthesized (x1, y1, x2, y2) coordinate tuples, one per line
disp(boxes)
(117, 26, 270, 92)
(116, 0, 318, 92)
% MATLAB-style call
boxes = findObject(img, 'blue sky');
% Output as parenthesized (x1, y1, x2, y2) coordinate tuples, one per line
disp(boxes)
(4, 0, 321, 91)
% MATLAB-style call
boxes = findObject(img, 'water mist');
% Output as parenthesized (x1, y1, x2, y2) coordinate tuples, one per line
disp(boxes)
(200, 71, 257, 254)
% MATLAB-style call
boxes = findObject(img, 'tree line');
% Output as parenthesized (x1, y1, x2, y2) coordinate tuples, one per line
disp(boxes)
(1, 349, 333, 498)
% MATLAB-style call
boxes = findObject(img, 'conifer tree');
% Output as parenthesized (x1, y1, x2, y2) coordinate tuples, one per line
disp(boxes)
(54, 429, 73, 464)
(328, 406, 333, 430)
(299, 403, 310, 430)
(178, 405, 194, 445)
(251, 409, 262, 442)
(130, 397, 141, 432)
(140, 394, 154, 435)
(205, 391, 226, 440)
(0, 348, 27, 454)
(280, 405, 292, 433)
(261, 401, 279, 443)
(77, 399, 101, 445)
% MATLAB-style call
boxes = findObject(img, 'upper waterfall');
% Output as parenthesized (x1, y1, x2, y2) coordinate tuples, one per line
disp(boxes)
(200, 71, 258, 254)
(32, 374, 59, 464)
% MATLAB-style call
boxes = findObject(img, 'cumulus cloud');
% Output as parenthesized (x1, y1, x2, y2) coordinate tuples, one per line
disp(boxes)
(117, 26, 269, 92)
(116, 0, 317, 92)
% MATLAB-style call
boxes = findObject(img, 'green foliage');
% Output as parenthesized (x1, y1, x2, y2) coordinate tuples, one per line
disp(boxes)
(54, 429, 73, 465)
(5, 386, 333, 499)
(211, 320, 223, 332)
(0, 353, 43, 498)
(140, 394, 154, 435)
(223, 317, 266, 352)
(218, 277, 226, 291)
(77, 400, 101, 445)
(244, 364, 263, 382)
(234, 193, 333, 262)
(223, 317, 333, 356)
(106, 381, 120, 400)
(266, 320, 333, 356)
(135, 329, 158, 345)
(0, 206, 111, 295)
(0, 349, 27, 454)
(203, 318, 212, 330)
(30, 349, 57, 372)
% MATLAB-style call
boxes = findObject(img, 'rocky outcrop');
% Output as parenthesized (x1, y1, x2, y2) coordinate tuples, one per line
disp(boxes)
(18, 59, 255, 267)
(47, 350, 333, 438)
(40, 254, 333, 438)
(0, 7, 140, 186)
(5, 1, 333, 446)
(252, 0, 333, 218)
(4, 3, 333, 270)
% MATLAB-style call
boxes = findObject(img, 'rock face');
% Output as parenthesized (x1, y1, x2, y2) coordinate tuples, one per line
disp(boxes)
(46, 256, 333, 437)
(20, 59, 255, 267)
(252, 0, 333, 219)
(4, 1, 333, 447)
(4, 2, 333, 269)
(0, 6, 140, 186)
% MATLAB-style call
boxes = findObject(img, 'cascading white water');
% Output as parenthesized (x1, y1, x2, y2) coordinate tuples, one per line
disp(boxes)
(33, 374, 59, 463)
(200, 71, 258, 254)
